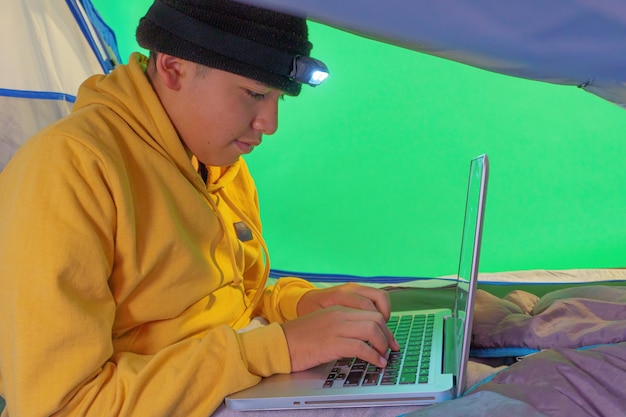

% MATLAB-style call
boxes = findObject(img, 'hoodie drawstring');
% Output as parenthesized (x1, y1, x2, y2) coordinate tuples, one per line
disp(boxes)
(219, 189, 271, 315)
(197, 161, 270, 326)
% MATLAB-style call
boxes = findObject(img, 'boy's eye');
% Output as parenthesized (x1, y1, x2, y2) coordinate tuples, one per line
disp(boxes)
(246, 90, 266, 101)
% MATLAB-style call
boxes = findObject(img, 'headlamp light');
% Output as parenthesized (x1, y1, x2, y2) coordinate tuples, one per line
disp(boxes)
(290, 56, 329, 86)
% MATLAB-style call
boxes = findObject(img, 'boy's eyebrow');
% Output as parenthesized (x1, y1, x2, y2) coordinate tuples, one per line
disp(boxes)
(251, 80, 286, 97)
(254, 81, 272, 92)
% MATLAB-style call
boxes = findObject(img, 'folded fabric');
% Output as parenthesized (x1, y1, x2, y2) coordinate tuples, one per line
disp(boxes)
(405, 342, 626, 417)
(471, 285, 626, 353)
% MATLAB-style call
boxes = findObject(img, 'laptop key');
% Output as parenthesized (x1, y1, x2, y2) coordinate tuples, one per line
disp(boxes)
(380, 376, 398, 385)
(344, 371, 364, 387)
(362, 372, 381, 386)
(399, 373, 417, 384)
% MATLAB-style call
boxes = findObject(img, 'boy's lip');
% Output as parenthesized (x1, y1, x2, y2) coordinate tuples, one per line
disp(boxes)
(234, 139, 261, 153)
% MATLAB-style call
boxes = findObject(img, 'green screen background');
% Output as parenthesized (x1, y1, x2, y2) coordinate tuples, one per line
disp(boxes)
(94, 1, 626, 278)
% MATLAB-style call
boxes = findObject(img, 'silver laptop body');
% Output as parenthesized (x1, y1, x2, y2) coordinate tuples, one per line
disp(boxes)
(226, 154, 489, 411)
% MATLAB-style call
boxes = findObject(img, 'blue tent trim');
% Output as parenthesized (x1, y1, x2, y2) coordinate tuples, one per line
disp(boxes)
(269, 269, 453, 284)
(65, 0, 121, 73)
(0, 88, 76, 103)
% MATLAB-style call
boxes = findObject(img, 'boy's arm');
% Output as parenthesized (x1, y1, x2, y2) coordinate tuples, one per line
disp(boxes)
(256, 277, 317, 323)
(0, 138, 289, 417)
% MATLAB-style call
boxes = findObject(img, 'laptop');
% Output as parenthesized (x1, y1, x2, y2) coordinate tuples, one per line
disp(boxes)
(226, 154, 489, 410)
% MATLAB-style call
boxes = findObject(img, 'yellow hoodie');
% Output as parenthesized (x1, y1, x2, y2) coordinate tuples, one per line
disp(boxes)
(0, 53, 315, 416)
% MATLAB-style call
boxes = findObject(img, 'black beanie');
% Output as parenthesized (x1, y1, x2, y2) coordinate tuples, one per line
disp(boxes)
(136, 0, 313, 96)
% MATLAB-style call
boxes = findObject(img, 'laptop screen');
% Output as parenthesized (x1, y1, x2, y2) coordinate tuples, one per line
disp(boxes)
(452, 154, 488, 393)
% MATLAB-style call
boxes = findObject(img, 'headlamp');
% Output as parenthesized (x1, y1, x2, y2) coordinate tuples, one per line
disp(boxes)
(290, 56, 329, 86)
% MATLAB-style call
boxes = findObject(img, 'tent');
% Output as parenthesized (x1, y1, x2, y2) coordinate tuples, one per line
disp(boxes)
(0, 0, 119, 170)
(3, 1, 626, 415)
(6, 0, 626, 278)
(240, 0, 626, 109)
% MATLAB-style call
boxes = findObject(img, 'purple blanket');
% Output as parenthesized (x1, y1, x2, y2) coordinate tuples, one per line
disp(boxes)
(404, 285, 626, 417)
(472, 285, 626, 350)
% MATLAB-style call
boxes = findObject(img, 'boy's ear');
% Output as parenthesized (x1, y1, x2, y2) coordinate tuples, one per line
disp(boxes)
(154, 53, 185, 90)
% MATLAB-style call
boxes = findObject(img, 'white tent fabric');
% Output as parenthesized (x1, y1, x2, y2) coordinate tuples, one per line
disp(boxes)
(0, 0, 119, 171)
(239, 0, 626, 108)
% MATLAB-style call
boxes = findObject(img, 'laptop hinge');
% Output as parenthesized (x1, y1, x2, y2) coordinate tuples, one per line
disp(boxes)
(442, 315, 459, 375)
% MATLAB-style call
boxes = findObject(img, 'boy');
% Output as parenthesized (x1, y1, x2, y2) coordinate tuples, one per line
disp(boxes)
(0, 1, 416, 416)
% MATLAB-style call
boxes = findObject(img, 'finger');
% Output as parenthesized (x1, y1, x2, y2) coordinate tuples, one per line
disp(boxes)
(343, 284, 393, 319)
(332, 291, 379, 314)
(347, 289, 398, 350)
(337, 338, 389, 368)
(337, 311, 399, 357)
(363, 321, 393, 360)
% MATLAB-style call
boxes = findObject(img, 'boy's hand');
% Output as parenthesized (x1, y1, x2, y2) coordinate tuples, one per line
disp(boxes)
(281, 284, 399, 372)
(297, 282, 393, 320)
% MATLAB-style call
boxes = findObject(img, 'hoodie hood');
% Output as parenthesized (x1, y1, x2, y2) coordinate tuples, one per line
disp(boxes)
(73, 52, 240, 192)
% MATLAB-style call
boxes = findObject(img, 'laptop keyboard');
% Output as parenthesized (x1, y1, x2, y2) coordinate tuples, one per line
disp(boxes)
(323, 313, 435, 388)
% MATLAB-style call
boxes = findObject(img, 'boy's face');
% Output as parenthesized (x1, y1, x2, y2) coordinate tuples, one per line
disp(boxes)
(156, 55, 285, 167)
